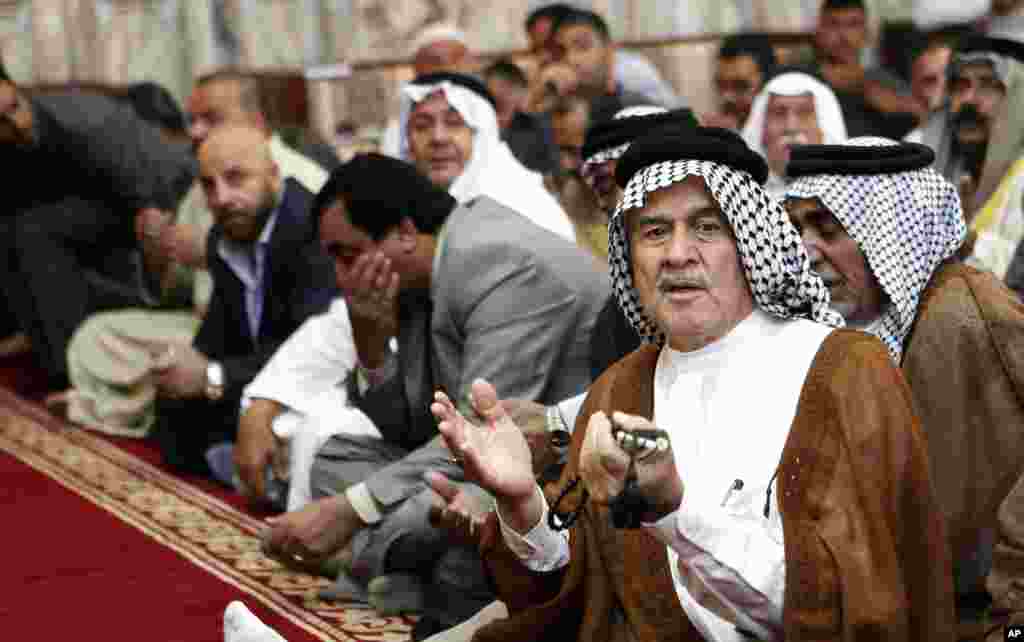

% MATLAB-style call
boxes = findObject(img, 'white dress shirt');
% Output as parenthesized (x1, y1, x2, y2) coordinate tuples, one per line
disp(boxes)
(499, 309, 833, 641)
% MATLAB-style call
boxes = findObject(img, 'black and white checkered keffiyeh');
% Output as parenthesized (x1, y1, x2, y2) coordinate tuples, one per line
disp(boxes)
(786, 137, 966, 363)
(609, 160, 844, 345)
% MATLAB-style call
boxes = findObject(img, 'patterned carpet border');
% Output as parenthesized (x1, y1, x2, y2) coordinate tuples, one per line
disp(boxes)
(0, 388, 414, 641)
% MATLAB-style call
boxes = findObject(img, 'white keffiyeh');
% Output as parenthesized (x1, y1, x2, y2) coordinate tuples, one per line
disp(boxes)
(397, 79, 576, 241)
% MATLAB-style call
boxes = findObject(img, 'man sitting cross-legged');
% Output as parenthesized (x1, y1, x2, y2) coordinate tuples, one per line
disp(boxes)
(426, 126, 956, 642)
(148, 125, 336, 480)
(784, 137, 1024, 640)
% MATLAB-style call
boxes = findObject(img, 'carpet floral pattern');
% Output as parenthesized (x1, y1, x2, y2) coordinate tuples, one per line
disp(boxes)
(0, 391, 414, 642)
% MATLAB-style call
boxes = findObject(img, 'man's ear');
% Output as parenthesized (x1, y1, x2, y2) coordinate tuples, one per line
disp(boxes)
(397, 217, 419, 251)
(252, 112, 269, 134)
(604, 46, 617, 93)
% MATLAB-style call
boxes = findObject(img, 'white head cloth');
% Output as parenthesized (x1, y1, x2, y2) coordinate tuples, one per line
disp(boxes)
(608, 159, 844, 345)
(580, 104, 668, 174)
(407, 23, 468, 58)
(786, 137, 967, 363)
(741, 71, 849, 160)
(398, 79, 576, 240)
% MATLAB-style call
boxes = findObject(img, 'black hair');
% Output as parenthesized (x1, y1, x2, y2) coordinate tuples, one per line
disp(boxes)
(718, 34, 778, 77)
(312, 153, 457, 240)
(482, 59, 529, 89)
(525, 3, 575, 32)
(820, 0, 866, 11)
(122, 82, 187, 134)
(550, 7, 611, 43)
(0, 58, 9, 83)
(409, 71, 499, 110)
(905, 29, 962, 68)
(195, 69, 266, 116)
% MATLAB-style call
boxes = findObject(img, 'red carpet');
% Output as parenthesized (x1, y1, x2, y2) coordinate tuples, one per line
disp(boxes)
(0, 359, 415, 641)
(0, 448, 319, 642)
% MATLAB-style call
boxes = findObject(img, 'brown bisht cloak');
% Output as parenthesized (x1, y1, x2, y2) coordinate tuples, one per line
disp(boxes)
(470, 329, 956, 642)
(901, 263, 1024, 640)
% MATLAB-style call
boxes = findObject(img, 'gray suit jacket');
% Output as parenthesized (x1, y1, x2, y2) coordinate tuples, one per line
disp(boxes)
(431, 196, 609, 406)
(362, 196, 610, 506)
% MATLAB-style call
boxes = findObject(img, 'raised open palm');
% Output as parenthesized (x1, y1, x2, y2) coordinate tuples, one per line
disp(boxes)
(430, 379, 537, 506)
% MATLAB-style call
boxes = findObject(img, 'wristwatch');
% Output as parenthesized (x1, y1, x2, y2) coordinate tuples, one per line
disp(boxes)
(205, 361, 225, 401)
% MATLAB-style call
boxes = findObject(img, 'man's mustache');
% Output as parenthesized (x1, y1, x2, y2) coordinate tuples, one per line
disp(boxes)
(779, 132, 810, 147)
(656, 273, 709, 291)
(953, 104, 986, 130)
(811, 265, 842, 286)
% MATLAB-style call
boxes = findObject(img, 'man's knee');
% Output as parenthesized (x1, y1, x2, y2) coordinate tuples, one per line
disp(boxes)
(309, 434, 401, 499)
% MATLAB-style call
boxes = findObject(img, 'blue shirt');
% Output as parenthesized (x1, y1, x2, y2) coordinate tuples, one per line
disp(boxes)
(217, 200, 281, 342)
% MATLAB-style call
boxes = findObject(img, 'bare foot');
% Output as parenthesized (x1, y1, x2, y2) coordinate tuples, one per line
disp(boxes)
(0, 332, 31, 358)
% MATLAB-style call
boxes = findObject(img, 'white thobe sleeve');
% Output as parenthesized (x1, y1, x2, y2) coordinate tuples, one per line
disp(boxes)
(645, 489, 786, 639)
(240, 298, 385, 511)
(496, 485, 571, 573)
(555, 392, 587, 433)
(242, 297, 357, 416)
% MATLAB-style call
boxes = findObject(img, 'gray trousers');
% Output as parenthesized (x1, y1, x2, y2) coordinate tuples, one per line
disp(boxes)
(311, 434, 495, 628)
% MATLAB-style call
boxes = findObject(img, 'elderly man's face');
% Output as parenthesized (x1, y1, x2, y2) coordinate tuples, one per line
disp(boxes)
(630, 176, 754, 352)
(715, 55, 764, 126)
(582, 158, 621, 213)
(549, 24, 613, 96)
(815, 7, 867, 65)
(406, 91, 474, 189)
(762, 93, 823, 176)
(786, 197, 885, 324)
(949, 61, 1006, 146)
(0, 81, 35, 147)
(912, 46, 952, 113)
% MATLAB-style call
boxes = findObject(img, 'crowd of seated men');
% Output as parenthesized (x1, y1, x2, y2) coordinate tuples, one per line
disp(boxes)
(4, 1, 1024, 641)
